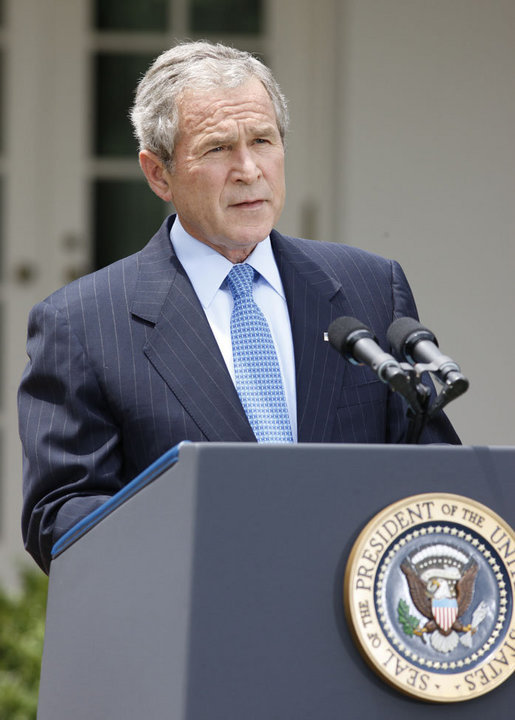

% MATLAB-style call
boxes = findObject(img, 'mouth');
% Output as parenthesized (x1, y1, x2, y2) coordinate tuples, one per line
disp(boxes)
(230, 199, 266, 210)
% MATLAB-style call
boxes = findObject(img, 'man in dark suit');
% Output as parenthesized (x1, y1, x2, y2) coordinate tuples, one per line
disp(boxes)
(19, 42, 459, 572)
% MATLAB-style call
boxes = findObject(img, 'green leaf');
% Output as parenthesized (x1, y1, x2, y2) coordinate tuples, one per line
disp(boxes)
(0, 568, 48, 720)
(397, 598, 420, 637)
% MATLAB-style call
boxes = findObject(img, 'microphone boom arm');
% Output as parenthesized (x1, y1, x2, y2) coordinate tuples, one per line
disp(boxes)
(407, 359, 469, 417)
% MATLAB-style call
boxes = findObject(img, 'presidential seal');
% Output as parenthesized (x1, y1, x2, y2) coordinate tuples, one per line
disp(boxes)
(344, 493, 515, 702)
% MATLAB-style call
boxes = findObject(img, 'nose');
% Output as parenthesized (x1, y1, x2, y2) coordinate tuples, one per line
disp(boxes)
(231, 146, 261, 184)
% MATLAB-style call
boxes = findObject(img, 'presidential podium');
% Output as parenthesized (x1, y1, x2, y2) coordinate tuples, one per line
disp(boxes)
(38, 443, 514, 719)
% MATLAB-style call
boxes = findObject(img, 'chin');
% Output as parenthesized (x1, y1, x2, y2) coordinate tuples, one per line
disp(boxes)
(237, 223, 273, 244)
(236, 236, 268, 252)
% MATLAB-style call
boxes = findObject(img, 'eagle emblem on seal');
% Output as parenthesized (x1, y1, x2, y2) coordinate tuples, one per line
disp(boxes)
(398, 543, 488, 653)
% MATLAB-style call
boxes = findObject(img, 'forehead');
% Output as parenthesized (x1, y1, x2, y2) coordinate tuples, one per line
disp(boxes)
(177, 78, 279, 139)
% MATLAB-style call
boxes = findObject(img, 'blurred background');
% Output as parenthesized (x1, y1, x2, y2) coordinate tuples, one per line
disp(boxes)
(0, 0, 514, 587)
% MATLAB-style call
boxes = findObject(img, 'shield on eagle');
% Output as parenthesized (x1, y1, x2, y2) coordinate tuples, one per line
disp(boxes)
(432, 597, 458, 633)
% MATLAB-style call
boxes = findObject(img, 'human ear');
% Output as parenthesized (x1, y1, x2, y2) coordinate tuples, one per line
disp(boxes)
(139, 150, 173, 202)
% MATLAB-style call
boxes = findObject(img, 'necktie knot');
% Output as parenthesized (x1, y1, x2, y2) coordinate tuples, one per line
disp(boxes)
(227, 263, 255, 300)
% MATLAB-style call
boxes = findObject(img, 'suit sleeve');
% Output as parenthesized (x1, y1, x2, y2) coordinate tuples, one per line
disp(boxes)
(388, 260, 461, 444)
(18, 300, 124, 573)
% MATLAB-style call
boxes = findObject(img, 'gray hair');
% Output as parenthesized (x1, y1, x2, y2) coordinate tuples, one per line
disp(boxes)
(130, 41, 289, 167)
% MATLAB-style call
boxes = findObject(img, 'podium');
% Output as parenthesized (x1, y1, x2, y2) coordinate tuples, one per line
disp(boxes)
(38, 443, 514, 719)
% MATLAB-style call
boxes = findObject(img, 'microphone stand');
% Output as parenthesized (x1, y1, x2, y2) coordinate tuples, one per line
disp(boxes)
(396, 362, 469, 443)
(427, 375, 469, 418)
(388, 367, 431, 444)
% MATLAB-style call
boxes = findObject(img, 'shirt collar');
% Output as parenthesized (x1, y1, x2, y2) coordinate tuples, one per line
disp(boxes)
(170, 216, 285, 308)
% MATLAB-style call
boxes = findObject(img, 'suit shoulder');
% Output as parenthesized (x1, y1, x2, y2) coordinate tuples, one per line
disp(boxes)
(274, 231, 397, 274)
(301, 235, 392, 262)
(40, 218, 174, 317)
(36, 250, 141, 321)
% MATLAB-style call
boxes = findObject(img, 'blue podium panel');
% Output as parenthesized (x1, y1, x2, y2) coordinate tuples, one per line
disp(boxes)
(38, 444, 515, 719)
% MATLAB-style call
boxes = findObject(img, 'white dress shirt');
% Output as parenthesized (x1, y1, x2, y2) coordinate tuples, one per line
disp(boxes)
(171, 216, 298, 440)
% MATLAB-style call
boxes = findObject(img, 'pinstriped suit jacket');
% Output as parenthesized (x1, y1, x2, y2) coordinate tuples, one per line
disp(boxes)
(18, 215, 459, 571)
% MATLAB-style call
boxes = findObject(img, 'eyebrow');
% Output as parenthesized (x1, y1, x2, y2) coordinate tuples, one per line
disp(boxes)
(199, 124, 279, 152)
(248, 124, 279, 138)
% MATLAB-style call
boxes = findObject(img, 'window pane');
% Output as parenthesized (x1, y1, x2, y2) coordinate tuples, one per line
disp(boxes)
(94, 53, 155, 157)
(94, 180, 166, 269)
(191, 0, 262, 34)
(94, 0, 168, 32)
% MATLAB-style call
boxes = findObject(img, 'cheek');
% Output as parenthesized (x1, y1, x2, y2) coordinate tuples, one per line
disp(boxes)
(271, 170, 286, 205)
(192, 168, 227, 200)
(267, 157, 285, 187)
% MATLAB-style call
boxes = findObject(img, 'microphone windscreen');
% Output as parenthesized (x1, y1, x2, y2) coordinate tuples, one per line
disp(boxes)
(327, 316, 371, 354)
(387, 317, 437, 356)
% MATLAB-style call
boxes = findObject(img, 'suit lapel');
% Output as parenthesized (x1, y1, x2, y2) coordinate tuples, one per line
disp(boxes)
(131, 218, 255, 442)
(272, 231, 349, 442)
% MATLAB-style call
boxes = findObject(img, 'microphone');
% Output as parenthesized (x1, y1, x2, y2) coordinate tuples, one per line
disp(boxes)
(327, 316, 434, 440)
(387, 317, 469, 391)
(327, 316, 411, 388)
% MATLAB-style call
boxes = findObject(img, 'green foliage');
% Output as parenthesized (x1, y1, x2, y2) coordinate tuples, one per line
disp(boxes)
(0, 568, 48, 720)
(397, 597, 420, 637)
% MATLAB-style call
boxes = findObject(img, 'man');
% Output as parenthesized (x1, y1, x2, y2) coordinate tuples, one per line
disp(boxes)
(19, 42, 459, 573)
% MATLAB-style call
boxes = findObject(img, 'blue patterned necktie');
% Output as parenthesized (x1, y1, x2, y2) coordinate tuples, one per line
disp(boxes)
(226, 263, 293, 443)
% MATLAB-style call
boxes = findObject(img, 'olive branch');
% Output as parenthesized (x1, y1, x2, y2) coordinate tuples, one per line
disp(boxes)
(397, 598, 420, 636)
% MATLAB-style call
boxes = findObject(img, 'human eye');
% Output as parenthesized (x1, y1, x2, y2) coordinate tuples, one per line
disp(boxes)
(204, 139, 231, 155)
(199, 143, 225, 157)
